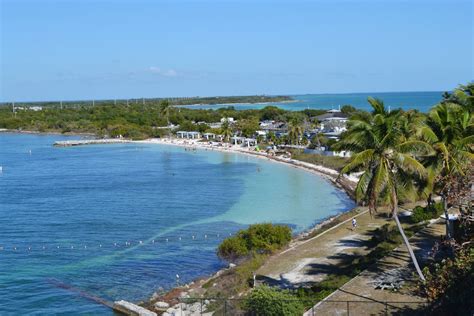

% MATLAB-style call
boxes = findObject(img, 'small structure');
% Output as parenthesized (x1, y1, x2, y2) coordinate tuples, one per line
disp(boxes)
(176, 131, 201, 139)
(230, 136, 245, 145)
(244, 138, 258, 147)
(221, 117, 234, 123)
(203, 132, 216, 140)
(176, 131, 187, 138)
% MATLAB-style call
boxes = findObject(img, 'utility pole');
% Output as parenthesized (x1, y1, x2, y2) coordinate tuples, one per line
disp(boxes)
(142, 97, 145, 105)
(60, 101, 63, 110)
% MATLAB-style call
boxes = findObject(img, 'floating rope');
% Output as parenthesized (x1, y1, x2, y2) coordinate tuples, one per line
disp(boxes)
(0, 232, 231, 253)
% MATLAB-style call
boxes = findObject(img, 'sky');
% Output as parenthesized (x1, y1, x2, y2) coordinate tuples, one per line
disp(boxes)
(0, 0, 472, 102)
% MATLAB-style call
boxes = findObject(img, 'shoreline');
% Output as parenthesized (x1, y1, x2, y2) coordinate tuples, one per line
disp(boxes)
(131, 138, 358, 312)
(134, 138, 356, 198)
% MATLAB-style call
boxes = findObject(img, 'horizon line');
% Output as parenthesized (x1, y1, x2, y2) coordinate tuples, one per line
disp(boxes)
(0, 90, 447, 104)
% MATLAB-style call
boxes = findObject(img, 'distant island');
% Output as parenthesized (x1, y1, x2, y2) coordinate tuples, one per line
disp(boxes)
(0, 95, 292, 109)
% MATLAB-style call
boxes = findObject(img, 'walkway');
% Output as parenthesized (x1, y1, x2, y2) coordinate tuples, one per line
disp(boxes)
(304, 220, 444, 316)
(257, 208, 391, 287)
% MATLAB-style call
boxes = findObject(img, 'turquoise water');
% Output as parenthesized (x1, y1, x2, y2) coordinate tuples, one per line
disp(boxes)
(0, 134, 353, 315)
(183, 91, 443, 112)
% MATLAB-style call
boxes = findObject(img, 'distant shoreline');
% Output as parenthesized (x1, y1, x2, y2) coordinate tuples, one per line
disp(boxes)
(175, 99, 296, 108)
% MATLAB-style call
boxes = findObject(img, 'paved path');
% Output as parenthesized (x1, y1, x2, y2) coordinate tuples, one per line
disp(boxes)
(304, 220, 444, 316)
(257, 208, 391, 287)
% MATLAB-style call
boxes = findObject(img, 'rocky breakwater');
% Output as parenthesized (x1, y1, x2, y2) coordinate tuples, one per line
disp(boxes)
(53, 139, 132, 147)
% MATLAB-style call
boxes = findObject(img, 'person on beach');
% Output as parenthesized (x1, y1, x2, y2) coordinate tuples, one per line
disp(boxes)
(351, 218, 357, 230)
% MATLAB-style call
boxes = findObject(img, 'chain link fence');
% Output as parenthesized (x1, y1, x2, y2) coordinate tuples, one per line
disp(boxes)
(174, 297, 428, 315)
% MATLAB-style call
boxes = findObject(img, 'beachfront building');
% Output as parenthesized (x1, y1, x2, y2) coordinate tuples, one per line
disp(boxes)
(312, 109, 348, 140)
(259, 120, 287, 133)
(176, 131, 201, 139)
(244, 138, 258, 147)
(203, 132, 216, 140)
(230, 136, 245, 145)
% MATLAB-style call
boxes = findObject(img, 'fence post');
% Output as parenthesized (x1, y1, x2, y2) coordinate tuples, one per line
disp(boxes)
(347, 301, 350, 316)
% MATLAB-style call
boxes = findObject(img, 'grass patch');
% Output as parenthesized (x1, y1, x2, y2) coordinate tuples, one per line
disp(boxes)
(290, 150, 349, 171)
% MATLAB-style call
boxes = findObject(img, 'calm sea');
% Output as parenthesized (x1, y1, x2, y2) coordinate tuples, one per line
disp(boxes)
(183, 91, 443, 112)
(0, 134, 353, 315)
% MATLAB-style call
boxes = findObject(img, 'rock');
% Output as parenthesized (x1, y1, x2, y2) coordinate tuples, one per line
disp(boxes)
(162, 313, 171, 316)
(113, 300, 157, 316)
(166, 308, 176, 314)
(228, 263, 236, 268)
(154, 301, 170, 309)
(204, 299, 210, 305)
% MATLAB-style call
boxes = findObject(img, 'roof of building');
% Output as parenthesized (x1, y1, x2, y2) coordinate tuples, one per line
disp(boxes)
(313, 112, 349, 122)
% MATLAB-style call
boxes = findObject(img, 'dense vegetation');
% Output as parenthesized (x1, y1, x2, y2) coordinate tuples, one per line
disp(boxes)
(0, 101, 325, 140)
(217, 223, 291, 260)
(244, 285, 306, 315)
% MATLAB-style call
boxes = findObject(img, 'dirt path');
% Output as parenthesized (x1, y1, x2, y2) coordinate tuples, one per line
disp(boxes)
(304, 220, 445, 316)
(257, 208, 391, 287)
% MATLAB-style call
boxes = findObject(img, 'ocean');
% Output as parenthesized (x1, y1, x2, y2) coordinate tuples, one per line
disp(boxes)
(0, 133, 353, 315)
(182, 91, 443, 112)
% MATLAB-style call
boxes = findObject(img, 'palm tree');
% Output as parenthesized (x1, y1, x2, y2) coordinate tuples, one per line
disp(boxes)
(159, 100, 172, 127)
(441, 83, 474, 113)
(337, 98, 429, 281)
(288, 118, 304, 145)
(221, 120, 233, 142)
(416, 103, 474, 237)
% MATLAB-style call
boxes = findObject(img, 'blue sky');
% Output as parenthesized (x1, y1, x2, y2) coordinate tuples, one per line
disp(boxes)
(0, 0, 472, 101)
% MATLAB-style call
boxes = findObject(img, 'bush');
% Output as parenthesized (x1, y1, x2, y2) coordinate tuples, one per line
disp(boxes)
(217, 237, 249, 259)
(420, 246, 474, 315)
(411, 202, 443, 223)
(217, 223, 291, 260)
(244, 285, 305, 316)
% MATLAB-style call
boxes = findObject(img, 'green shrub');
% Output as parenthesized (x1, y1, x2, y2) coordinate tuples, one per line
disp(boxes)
(240, 223, 292, 253)
(217, 236, 249, 259)
(244, 285, 305, 316)
(217, 223, 292, 260)
(411, 202, 443, 223)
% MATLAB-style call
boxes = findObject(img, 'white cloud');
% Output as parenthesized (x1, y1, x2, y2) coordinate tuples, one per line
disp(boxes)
(148, 66, 178, 77)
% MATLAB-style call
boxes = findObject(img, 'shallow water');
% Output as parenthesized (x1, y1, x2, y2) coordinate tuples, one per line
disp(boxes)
(182, 91, 442, 112)
(0, 133, 353, 314)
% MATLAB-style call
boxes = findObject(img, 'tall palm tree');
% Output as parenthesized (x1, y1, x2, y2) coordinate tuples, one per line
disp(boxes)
(337, 98, 429, 281)
(288, 118, 304, 145)
(159, 100, 172, 127)
(416, 103, 474, 237)
(221, 120, 233, 142)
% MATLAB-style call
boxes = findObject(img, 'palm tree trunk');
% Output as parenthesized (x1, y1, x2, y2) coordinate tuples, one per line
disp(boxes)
(392, 192, 426, 281)
(393, 200, 425, 282)
(393, 214, 425, 281)
(442, 195, 451, 239)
